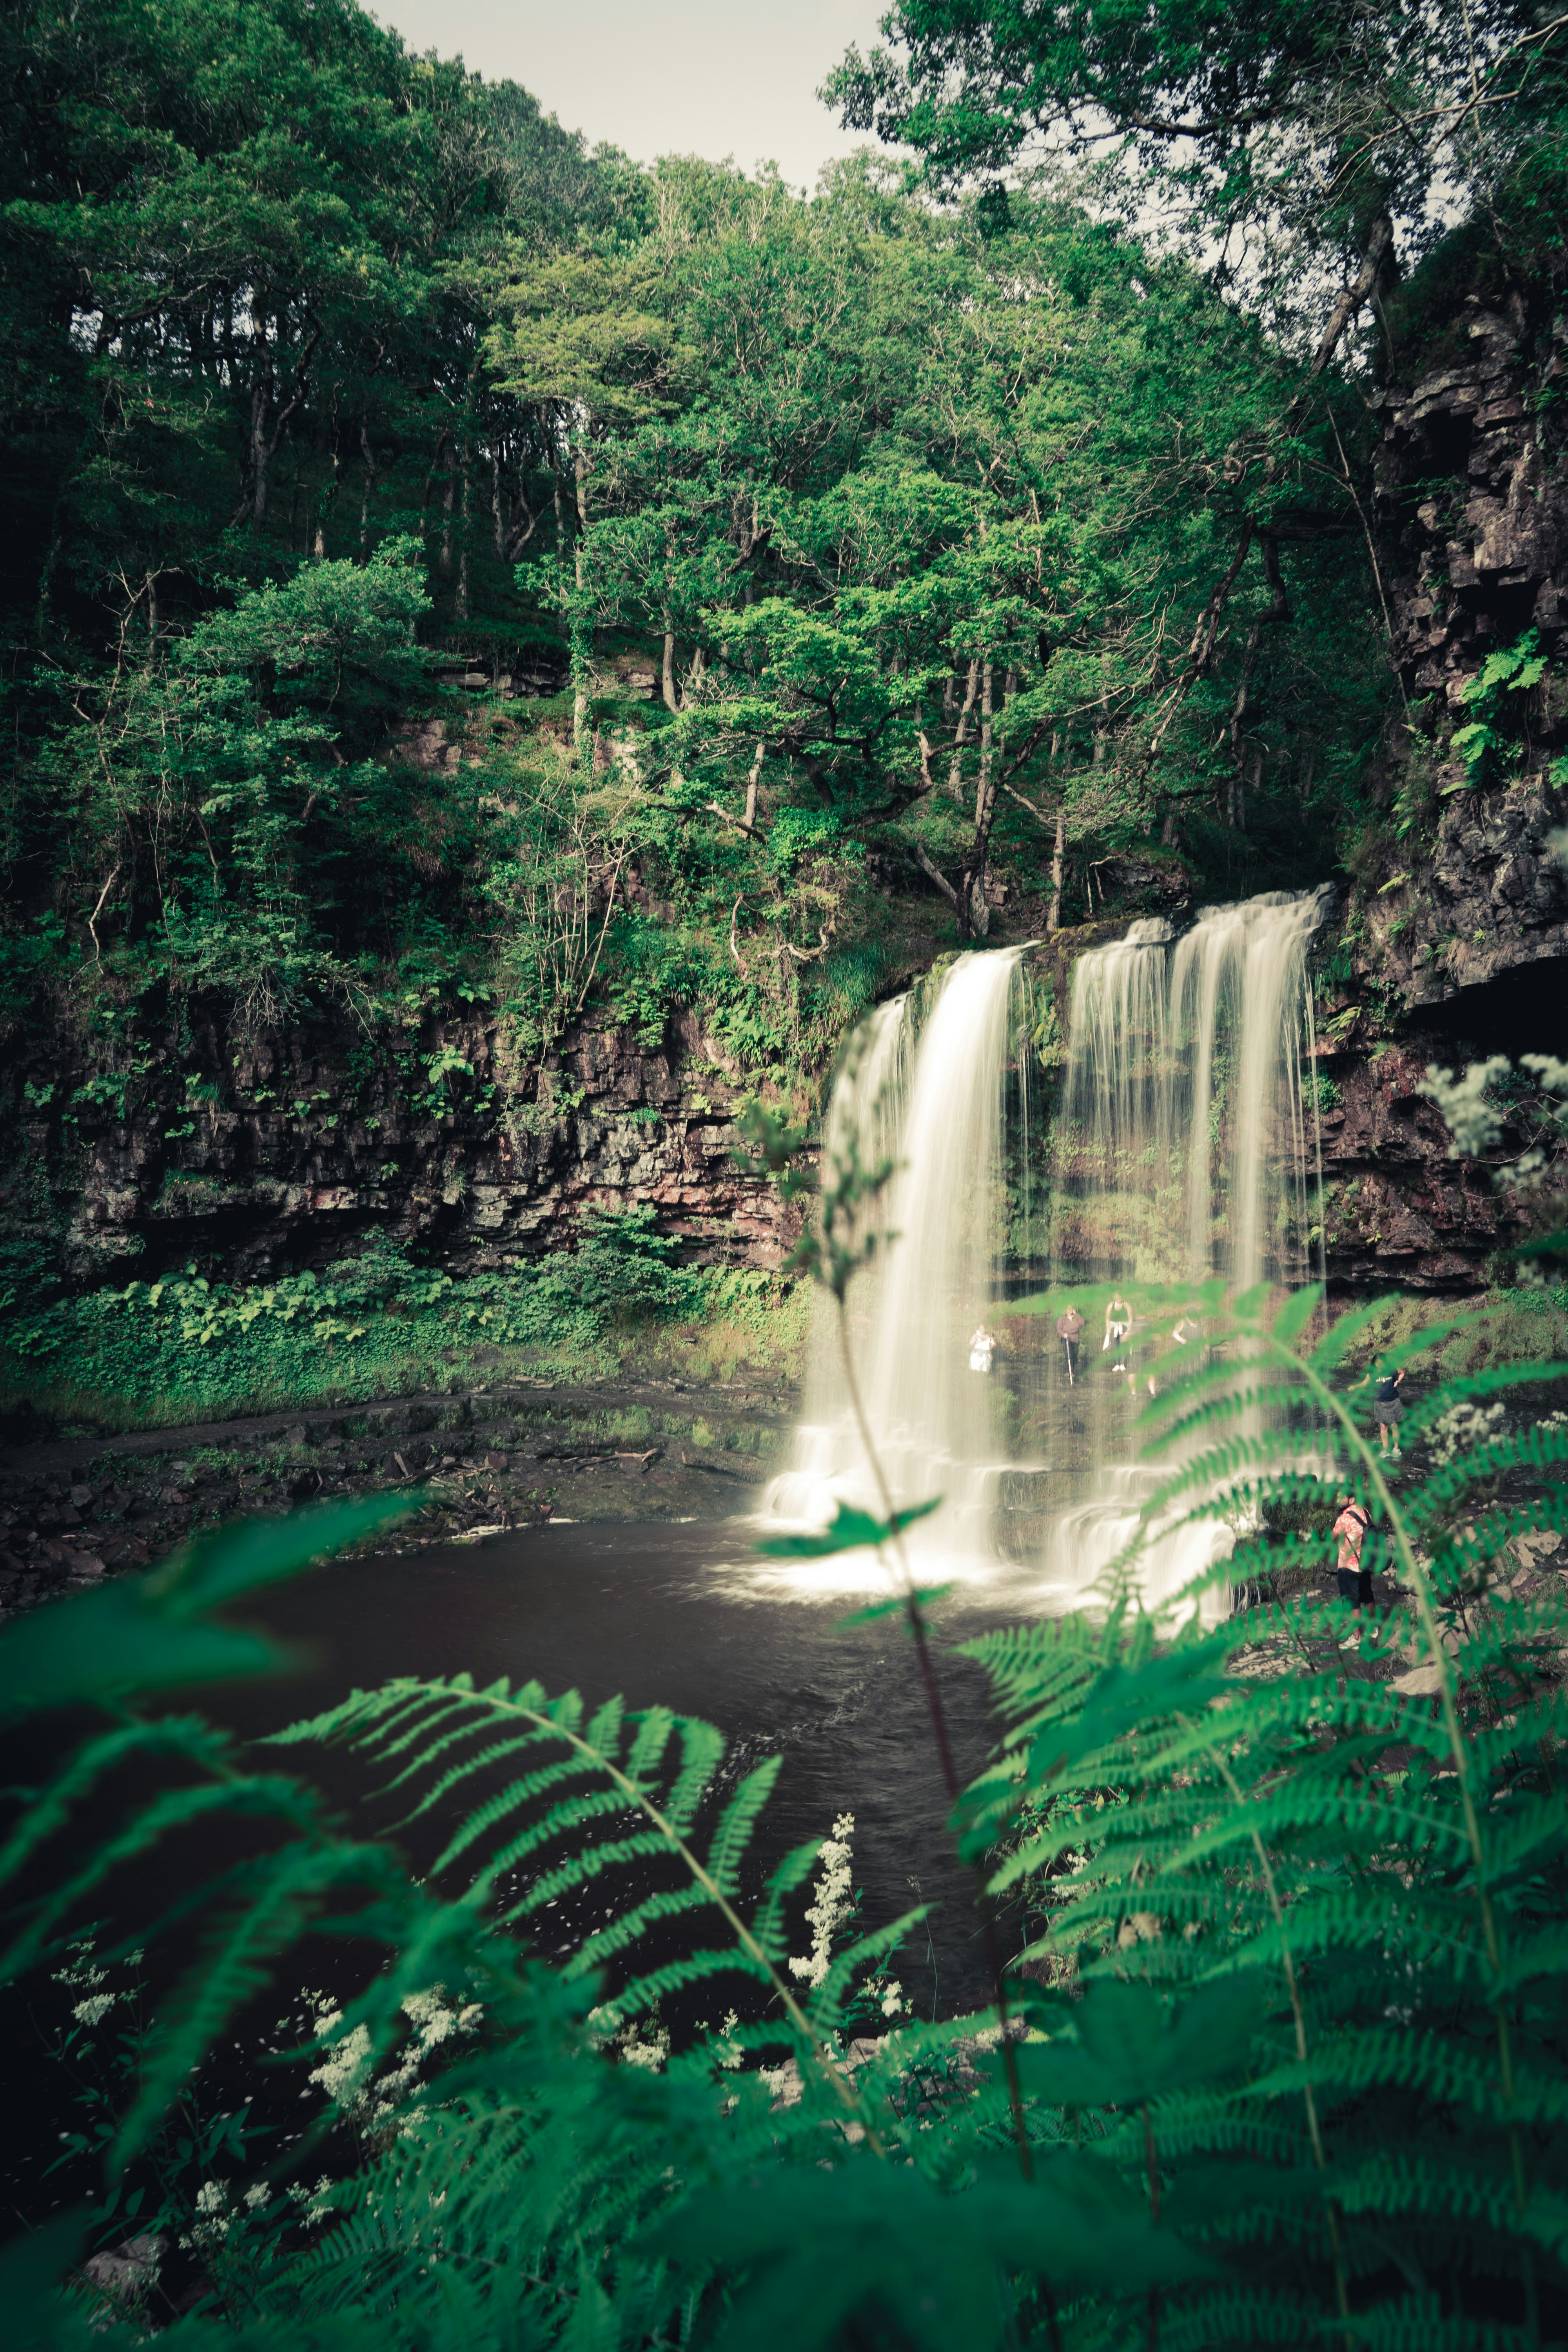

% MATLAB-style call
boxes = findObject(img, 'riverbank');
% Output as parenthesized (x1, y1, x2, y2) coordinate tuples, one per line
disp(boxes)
(0, 1371, 800, 1617)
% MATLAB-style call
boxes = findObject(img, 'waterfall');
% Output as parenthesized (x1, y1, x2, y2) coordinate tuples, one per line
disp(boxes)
(1042, 886, 1334, 1615)
(760, 891, 1330, 1618)
(763, 949, 1023, 1559)
(1055, 886, 1333, 1289)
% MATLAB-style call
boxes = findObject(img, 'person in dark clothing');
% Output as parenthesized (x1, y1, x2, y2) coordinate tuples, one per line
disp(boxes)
(1056, 1303, 1086, 1384)
(1354, 1356, 1406, 1459)
(1332, 1491, 1374, 1611)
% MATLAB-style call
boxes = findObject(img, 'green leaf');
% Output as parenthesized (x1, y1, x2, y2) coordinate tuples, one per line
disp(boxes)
(838, 1582, 955, 1627)
(755, 1495, 942, 1560)
(0, 1579, 283, 1723)
(655, 2147, 1209, 2352)
(0, 2209, 93, 2351)
(1002, 1974, 1267, 2109)
(1010, 1645, 1232, 1809)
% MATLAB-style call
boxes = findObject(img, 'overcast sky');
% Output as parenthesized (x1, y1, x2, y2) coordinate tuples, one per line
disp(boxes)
(370, 0, 891, 194)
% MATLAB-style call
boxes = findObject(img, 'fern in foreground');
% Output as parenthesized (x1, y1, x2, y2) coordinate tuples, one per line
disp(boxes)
(959, 1283, 1568, 2347)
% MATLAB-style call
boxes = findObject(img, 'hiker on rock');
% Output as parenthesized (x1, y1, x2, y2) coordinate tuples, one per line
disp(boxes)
(1353, 1356, 1406, 1461)
(1056, 1302, 1086, 1385)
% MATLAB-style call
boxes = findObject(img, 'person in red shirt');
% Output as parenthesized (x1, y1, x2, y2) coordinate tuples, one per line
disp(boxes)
(1332, 1491, 1374, 1612)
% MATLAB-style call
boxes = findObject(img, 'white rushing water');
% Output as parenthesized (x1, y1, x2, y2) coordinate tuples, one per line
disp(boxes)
(1056, 885, 1333, 1289)
(762, 949, 1025, 1574)
(1044, 886, 1334, 1617)
(758, 891, 1330, 1617)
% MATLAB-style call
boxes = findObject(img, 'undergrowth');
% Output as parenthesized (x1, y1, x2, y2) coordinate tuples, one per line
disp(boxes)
(0, 1214, 806, 1432)
(2, 1269, 1567, 2347)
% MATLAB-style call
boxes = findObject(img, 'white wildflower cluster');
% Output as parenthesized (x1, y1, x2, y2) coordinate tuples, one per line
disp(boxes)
(179, 2179, 233, 2254)
(789, 1812, 857, 1992)
(587, 2002, 672, 2071)
(303, 1985, 482, 2136)
(699, 2008, 744, 2071)
(878, 1976, 908, 2020)
(288, 2175, 336, 2227)
(53, 1938, 122, 2031)
(1419, 1054, 1568, 1193)
(1429, 1399, 1508, 1466)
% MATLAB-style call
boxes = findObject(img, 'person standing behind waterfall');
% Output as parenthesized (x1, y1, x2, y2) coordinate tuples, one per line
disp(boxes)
(969, 1324, 996, 1376)
(1056, 1303, 1085, 1385)
(1352, 1356, 1406, 1461)
(1103, 1291, 1132, 1380)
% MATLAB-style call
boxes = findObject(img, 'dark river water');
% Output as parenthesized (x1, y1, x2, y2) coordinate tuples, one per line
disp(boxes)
(216, 1514, 1017, 2011)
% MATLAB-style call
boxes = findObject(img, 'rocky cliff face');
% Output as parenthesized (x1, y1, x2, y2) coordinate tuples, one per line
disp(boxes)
(11, 995, 792, 1299)
(1374, 294, 1568, 707)
(1354, 291, 1568, 1028)
(1297, 289, 1568, 1287)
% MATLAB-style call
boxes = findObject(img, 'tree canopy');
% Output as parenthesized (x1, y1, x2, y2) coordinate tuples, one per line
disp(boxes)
(0, 0, 1511, 1090)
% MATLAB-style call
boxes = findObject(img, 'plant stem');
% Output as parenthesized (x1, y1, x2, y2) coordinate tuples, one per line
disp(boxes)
(835, 1301, 1036, 2180)
(1204, 1736, 1352, 2335)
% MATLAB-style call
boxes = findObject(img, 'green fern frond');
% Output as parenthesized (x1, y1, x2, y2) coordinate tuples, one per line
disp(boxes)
(606, 1945, 778, 2019)
(753, 1837, 829, 1963)
(2, 1774, 321, 1984)
(707, 1757, 784, 1896)
(0, 1713, 229, 1891)
(503, 1831, 674, 1918)
(113, 1840, 385, 2164)
(560, 1882, 714, 1975)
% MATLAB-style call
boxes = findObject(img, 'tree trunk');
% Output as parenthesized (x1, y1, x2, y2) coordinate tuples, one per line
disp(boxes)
(1227, 532, 1288, 826)
(313, 416, 341, 559)
(420, 432, 450, 552)
(439, 436, 457, 579)
(359, 423, 379, 555)
(958, 662, 1000, 939)
(973, 661, 994, 824)
(1047, 807, 1065, 933)
(572, 450, 592, 753)
(457, 441, 472, 620)
(661, 617, 679, 713)
(947, 659, 978, 800)
(246, 293, 273, 523)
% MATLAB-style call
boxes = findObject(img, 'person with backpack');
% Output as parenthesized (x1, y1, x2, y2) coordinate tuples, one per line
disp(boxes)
(1056, 1302, 1086, 1385)
(1332, 1490, 1374, 1612)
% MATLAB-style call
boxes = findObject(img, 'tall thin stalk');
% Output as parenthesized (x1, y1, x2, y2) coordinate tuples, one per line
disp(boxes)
(835, 1304, 1036, 2181)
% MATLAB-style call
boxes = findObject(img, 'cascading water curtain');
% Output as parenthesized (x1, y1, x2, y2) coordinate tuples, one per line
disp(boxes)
(1038, 889, 1334, 1615)
(1054, 890, 1334, 1293)
(764, 951, 1024, 1549)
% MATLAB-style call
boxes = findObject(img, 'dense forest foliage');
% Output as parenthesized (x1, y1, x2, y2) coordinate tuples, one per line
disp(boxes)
(1, 0, 1424, 1109)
